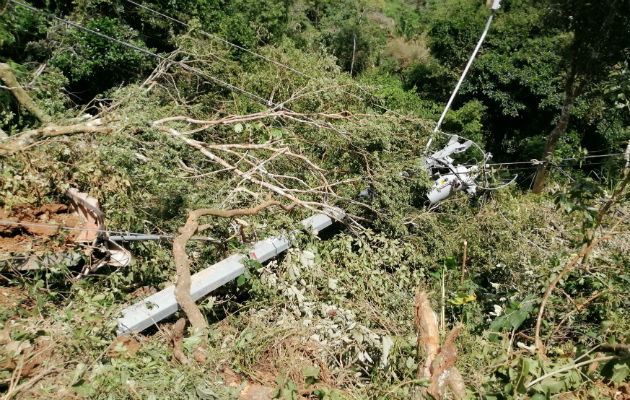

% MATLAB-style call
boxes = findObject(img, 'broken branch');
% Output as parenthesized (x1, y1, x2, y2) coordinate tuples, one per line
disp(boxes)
(172, 199, 296, 361)
(0, 120, 112, 154)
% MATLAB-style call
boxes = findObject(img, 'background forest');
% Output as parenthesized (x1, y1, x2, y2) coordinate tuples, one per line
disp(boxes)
(1, 0, 629, 399)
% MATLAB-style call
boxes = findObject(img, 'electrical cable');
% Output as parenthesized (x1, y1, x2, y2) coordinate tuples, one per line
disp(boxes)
(120, 0, 435, 152)
(9, 0, 272, 107)
(121, 0, 414, 119)
(8, 0, 349, 137)
(424, 7, 497, 174)
(0, 219, 221, 242)
(462, 153, 625, 168)
(124, 0, 315, 80)
(9, 1, 623, 197)
(434, 10, 495, 133)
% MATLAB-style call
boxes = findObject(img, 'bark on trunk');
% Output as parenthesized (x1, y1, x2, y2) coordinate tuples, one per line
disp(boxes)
(0, 63, 50, 124)
(171, 200, 295, 362)
(532, 68, 578, 194)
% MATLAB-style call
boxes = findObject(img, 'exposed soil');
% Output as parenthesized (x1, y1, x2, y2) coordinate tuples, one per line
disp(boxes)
(108, 336, 141, 359)
(0, 203, 85, 255)
(0, 285, 31, 311)
(217, 337, 341, 400)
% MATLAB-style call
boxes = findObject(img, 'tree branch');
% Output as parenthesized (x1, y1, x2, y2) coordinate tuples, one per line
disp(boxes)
(0, 120, 112, 154)
(525, 356, 616, 389)
(172, 199, 296, 362)
(534, 215, 629, 356)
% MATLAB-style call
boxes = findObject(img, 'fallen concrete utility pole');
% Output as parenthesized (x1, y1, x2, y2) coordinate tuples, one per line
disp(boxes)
(117, 209, 344, 334)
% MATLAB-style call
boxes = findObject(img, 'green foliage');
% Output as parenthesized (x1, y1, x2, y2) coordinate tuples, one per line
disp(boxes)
(384, 0, 422, 39)
(442, 99, 486, 143)
(404, 59, 455, 102)
(192, 0, 290, 48)
(273, 375, 299, 400)
(0, 2, 47, 57)
(48, 16, 153, 99)
(314, 387, 347, 400)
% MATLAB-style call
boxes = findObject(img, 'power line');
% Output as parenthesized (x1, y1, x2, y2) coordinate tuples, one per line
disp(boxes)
(121, 0, 414, 119)
(434, 10, 496, 133)
(12, 0, 621, 174)
(124, 0, 315, 80)
(9, 0, 350, 136)
(0, 219, 221, 242)
(9, 0, 272, 107)
(472, 153, 625, 168)
(8, 0, 473, 154)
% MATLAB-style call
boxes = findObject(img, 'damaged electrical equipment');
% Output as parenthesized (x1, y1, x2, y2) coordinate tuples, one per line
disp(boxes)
(424, 135, 483, 204)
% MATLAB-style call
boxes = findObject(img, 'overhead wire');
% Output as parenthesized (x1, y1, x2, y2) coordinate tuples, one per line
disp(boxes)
(473, 153, 626, 168)
(121, 0, 415, 119)
(480, 153, 625, 167)
(434, 10, 496, 133)
(9, 0, 273, 107)
(9, 1, 624, 193)
(123, 0, 315, 80)
(473, 154, 626, 192)
(7, 0, 478, 158)
(8, 0, 353, 137)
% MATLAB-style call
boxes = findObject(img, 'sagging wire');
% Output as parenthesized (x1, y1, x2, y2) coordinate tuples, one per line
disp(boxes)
(9, 0, 272, 106)
(8, 0, 350, 138)
(471, 153, 625, 168)
(120, 0, 440, 155)
(121, 0, 417, 119)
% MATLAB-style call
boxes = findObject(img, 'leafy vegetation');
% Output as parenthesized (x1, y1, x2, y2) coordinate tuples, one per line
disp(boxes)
(1, 0, 629, 399)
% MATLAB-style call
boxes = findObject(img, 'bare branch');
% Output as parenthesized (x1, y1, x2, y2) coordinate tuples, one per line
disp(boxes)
(534, 214, 629, 355)
(0, 120, 112, 154)
(172, 199, 296, 361)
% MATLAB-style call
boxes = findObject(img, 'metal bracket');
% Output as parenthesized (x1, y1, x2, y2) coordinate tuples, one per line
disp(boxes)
(424, 136, 479, 204)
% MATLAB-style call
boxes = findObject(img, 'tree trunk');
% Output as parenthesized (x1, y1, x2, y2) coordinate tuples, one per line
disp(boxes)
(0, 63, 50, 124)
(350, 32, 357, 76)
(532, 67, 578, 194)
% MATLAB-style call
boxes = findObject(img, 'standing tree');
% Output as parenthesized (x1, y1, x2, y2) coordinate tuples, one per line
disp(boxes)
(532, 0, 630, 193)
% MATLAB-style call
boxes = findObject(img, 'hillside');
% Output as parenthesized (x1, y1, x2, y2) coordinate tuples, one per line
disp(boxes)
(1, 0, 629, 399)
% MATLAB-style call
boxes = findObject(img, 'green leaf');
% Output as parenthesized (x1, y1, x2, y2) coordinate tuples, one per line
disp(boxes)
(303, 365, 320, 387)
(539, 377, 565, 394)
(448, 293, 476, 305)
(72, 380, 96, 396)
(509, 310, 529, 330)
(270, 127, 283, 140)
(303, 365, 320, 378)
(610, 360, 630, 384)
(233, 123, 243, 133)
(489, 315, 508, 331)
(92, 294, 105, 303)
(515, 357, 533, 393)
(182, 333, 203, 352)
(70, 362, 87, 384)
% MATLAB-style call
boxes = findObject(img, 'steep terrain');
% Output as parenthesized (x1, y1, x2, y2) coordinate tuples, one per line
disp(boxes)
(1, 0, 629, 399)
